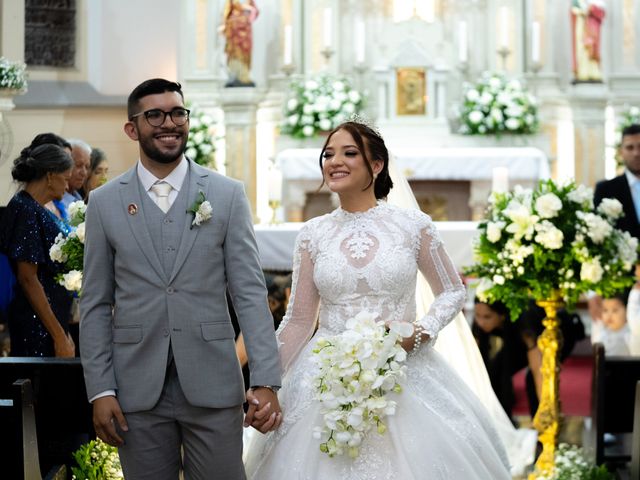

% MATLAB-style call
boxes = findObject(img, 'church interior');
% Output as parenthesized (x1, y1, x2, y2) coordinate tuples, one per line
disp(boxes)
(1, 0, 640, 478)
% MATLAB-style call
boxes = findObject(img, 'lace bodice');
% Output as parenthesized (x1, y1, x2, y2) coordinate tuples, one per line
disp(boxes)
(276, 202, 466, 373)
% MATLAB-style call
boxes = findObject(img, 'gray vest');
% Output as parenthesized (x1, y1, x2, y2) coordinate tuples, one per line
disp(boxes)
(138, 179, 189, 280)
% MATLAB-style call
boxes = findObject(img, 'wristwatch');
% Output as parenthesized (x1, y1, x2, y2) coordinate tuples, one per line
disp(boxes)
(252, 385, 281, 392)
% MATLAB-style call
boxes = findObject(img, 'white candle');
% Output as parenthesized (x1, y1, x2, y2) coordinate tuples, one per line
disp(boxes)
(355, 20, 365, 63)
(499, 6, 509, 49)
(323, 8, 332, 49)
(531, 21, 541, 64)
(492, 167, 509, 193)
(268, 166, 283, 202)
(424, 0, 435, 23)
(458, 21, 468, 63)
(284, 25, 292, 65)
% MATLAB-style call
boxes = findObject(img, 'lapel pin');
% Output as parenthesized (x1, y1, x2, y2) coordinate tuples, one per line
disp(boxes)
(128, 203, 138, 215)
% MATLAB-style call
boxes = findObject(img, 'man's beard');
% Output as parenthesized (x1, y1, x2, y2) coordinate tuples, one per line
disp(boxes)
(139, 130, 188, 164)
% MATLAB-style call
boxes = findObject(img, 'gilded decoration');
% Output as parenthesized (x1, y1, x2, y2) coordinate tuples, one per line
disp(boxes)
(396, 67, 427, 116)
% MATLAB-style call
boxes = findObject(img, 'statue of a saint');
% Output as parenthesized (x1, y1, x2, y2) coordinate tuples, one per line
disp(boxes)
(570, 0, 606, 82)
(220, 0, 259, 87)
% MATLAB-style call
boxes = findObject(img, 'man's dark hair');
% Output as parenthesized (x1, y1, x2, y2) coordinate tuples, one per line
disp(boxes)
(622, 123, 640, 140)
(127, 78, 184, 119)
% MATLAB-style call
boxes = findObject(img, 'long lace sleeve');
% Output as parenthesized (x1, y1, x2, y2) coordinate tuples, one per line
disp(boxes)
(275, 225, 320, 374)
(414, 218, 466, 341)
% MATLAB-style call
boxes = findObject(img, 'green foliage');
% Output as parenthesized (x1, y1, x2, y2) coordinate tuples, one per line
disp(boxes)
(70, 438, 123, 480)
(465, 179, 638, 320)
(282, 74, 364, 139)
(457, 71, 539, 136)
(0, 57, 27, 90)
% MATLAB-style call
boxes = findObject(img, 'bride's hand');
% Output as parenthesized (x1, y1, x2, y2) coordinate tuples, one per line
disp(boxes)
(245, 388, 283, 433)
(400, 329, 429, 353)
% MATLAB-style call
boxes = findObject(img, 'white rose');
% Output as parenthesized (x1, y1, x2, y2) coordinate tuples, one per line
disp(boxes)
(578, 212, 613, 244)
(329, 99, 341, 111)
(567, 184, 594, 207)
(342, 102, 355, 114)
(305, 80, 318, 90)
(332, 81, 345, 91)
(287, 98, 298, 111)
(489, 77, 502, 90)
(505, 105, 524, 118)
(302, 125, 314, 137)
(534, 220, 564, 250)
(597, 198, 623, 220)
(486, 221, 505, 243)
(479, 92, 494, 106)
(200, 144, 212, 155)
(466, 89, 479, 102)
(61, 269, 83, 292)
(492, 274, 505, 285)
(67, 201, 86, 220)
(75, 222, 86, 244)
(319, 118, 332, 131)
(490, 108, 504, 123)
(348, 90, 361, 103)
(580, 258, 604, 283)
(185, 147, 198, 159)
(630, 106, 640, 116)
(535, 193, 562, 219)
(303, 104, 313, 115)
(505, 118, 520, 130)
(468, 110, 484, 124)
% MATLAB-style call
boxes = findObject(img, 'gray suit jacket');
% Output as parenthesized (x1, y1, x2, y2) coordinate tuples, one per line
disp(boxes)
(80, 160, 281, 412)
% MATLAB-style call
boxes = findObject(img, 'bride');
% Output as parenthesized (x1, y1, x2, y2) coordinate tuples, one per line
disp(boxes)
(244, 121, 512, 479)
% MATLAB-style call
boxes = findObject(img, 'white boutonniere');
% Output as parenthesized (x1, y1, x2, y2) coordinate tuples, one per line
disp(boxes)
(187, 191, 212, 228)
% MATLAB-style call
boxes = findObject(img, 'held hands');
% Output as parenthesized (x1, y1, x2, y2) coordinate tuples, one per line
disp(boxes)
(93, 396, 129, 446)
(54, 332, 75, 357)
(244, 387, 282, 434)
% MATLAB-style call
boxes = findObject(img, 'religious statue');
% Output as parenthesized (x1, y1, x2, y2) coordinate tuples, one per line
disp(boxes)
(220, 0, 259, 87)
(570, 0, 606, 82)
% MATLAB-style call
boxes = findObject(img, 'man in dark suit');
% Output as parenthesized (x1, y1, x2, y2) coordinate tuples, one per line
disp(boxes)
(594, 123, 640, 239)
(590, 124, 640, 320)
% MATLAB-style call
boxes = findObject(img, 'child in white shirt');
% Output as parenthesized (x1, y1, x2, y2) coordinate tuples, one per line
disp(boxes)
(592, 288, 640, 356)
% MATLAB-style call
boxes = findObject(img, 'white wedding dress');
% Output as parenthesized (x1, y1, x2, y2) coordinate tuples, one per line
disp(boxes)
(244, 202, 511, 479)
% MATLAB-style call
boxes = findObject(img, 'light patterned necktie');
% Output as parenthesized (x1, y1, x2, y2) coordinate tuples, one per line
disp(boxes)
(150, 181, 173, 213)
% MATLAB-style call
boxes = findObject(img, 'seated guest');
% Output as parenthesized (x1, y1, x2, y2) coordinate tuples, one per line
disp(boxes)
(0, 143, 75, 357)
(61, 139, 91, 209)
(473, 298, 584, 419)
(80, 147, 109, 201)
(591, 290, 637, 356)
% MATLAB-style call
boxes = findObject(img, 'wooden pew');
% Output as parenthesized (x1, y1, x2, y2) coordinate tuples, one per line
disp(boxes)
(587, 343, 640, 470)
(0, 358, 93, 479)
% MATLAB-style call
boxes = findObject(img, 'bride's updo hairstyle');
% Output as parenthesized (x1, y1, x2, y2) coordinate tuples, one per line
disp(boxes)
(318, 120, 394, 199)
(12, 143, 73, 184)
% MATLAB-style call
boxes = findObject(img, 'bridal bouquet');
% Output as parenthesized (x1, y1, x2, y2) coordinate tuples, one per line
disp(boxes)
(311, 311, 412, 458)
(282, 74, 364, 138)
(458, 71, 538, 135)
(465, 180, 638, 320)
(50, 200, 86, 293)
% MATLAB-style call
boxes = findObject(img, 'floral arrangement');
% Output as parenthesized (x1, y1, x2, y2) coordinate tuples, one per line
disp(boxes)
(532, 444, 613, 480)
(71, 438, 123, 480)
(618, 105, 640, 132)
(311, 311, 412, 458)
(465, 180, 638, 320)
(0, 56, 27, 91)
(458, 71, 538, 135)
(50, 201, 86, 293)
(282, 74, 364, 138)
(185, 104, 217, 168)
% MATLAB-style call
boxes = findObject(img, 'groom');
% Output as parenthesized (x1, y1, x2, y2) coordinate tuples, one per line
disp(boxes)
(80, 78, 282, 479)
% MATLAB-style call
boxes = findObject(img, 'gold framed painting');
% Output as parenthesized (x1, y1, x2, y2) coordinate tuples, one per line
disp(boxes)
(396, 67, 427, 116)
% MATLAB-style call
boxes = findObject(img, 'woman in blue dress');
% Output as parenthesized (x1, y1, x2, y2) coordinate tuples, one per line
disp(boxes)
(0, 143, 76, 357)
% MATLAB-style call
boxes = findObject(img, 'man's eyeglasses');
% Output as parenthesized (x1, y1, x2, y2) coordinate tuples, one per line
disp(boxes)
(129, 108, 190, 127)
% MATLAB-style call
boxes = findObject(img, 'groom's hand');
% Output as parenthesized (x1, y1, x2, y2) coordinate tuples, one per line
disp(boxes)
(93, 396, 129, 446)
(244, 388, 282, 433)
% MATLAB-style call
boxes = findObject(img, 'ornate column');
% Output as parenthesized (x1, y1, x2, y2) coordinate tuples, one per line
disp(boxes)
(569, 85, 607, 187)
(220, 88, 265, 218)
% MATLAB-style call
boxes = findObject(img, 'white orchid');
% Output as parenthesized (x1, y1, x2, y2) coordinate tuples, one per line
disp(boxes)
(312, 311, 409, 458)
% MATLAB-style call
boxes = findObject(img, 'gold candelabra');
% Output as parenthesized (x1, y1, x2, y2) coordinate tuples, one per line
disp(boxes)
(528, 292, 564, 479)
(268, 199, 281, 225)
